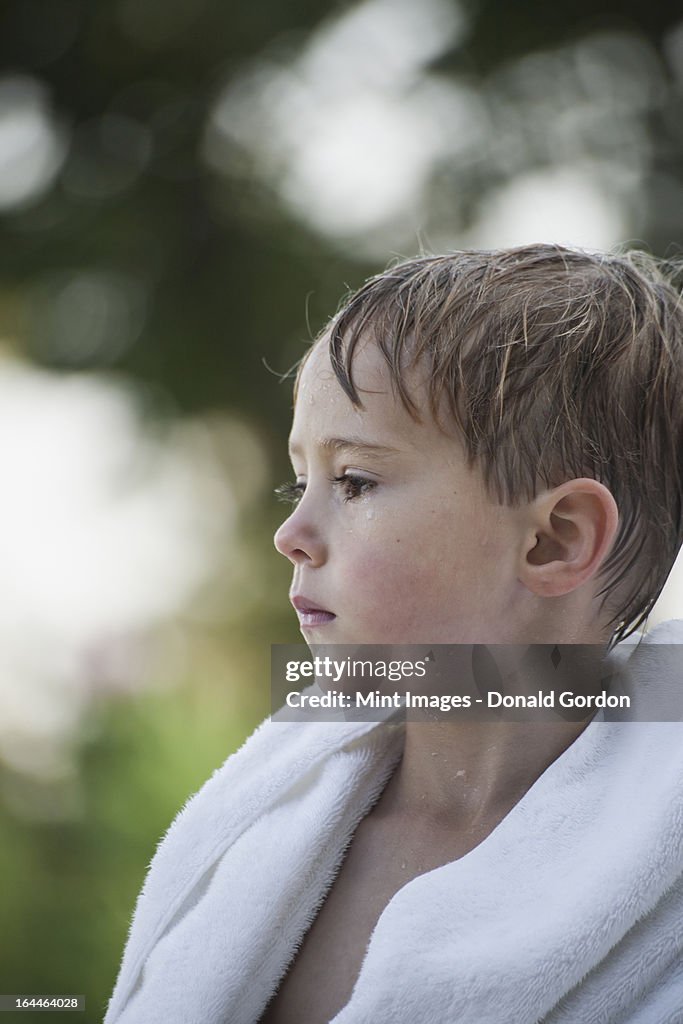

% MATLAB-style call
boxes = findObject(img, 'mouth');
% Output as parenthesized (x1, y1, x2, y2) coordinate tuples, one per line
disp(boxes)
(290, 595, 336, 628)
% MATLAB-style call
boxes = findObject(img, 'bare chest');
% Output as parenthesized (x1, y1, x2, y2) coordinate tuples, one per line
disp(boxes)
(257, 813, 486, 1024)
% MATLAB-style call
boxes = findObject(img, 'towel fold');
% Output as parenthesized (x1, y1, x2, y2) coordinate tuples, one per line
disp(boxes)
(105, 621, 683, 1024)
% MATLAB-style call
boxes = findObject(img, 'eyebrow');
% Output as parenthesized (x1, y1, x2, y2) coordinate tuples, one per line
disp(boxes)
(289, 436, 402, 459)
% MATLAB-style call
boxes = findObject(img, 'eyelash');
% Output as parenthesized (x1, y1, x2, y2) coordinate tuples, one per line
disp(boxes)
(274, 474, 376, 505)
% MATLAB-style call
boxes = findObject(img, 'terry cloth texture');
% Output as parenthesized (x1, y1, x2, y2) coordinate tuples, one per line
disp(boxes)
(105, 621, 683, 1024)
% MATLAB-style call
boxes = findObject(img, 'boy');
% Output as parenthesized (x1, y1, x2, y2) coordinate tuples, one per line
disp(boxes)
(106, 245, 683, 1024)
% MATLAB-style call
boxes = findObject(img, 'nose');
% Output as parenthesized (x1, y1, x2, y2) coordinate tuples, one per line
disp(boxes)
(274, 500, 326, 567)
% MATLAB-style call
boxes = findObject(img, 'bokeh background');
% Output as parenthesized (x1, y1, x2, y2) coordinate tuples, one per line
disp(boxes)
(1, 0, 682, 1018)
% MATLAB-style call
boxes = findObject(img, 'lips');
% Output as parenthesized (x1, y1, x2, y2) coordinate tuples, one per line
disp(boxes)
(290, 595, 336, 628)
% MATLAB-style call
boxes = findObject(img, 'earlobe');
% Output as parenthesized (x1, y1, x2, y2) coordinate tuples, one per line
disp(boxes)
(519, 479, 619, 598)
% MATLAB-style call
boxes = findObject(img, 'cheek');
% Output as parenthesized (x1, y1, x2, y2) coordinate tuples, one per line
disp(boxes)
(346, 528, 464, 605)
(341, 532, 410, 599)
(352, 509, 499, 597)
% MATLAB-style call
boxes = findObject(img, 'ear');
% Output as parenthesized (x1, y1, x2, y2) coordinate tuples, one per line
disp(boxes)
(518, 478, 619, 598)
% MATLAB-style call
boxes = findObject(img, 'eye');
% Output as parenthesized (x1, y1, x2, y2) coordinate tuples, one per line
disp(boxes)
(274, 480, 305, 505)
(274, 474, 377, 505)
(332, 473, 376, 501)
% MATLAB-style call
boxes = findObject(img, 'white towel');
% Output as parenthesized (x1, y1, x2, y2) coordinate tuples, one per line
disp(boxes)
(105, 621, 683, 1024)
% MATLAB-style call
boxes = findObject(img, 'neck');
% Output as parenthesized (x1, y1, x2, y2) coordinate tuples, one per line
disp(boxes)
(383, 717, 591, 829)
(375, 638, 613, 829)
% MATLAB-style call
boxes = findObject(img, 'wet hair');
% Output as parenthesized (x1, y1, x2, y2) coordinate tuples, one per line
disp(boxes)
(294, 244, 683, 645)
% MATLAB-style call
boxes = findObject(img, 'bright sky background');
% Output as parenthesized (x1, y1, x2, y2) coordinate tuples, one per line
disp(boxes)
(0, 351, 239, 780)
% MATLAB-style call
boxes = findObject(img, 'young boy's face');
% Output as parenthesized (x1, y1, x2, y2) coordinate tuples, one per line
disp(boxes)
(274, 335, 526, 645)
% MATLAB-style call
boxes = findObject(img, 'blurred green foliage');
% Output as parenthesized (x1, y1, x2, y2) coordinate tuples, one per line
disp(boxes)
(0, 664, 267, 1021)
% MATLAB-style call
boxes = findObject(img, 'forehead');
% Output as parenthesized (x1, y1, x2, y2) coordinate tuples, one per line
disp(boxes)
(290, 336, 434, 451)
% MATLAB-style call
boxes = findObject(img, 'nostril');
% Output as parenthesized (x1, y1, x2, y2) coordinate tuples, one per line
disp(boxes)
(274, 519, 305, 564)
(273, 503, 324, 567)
